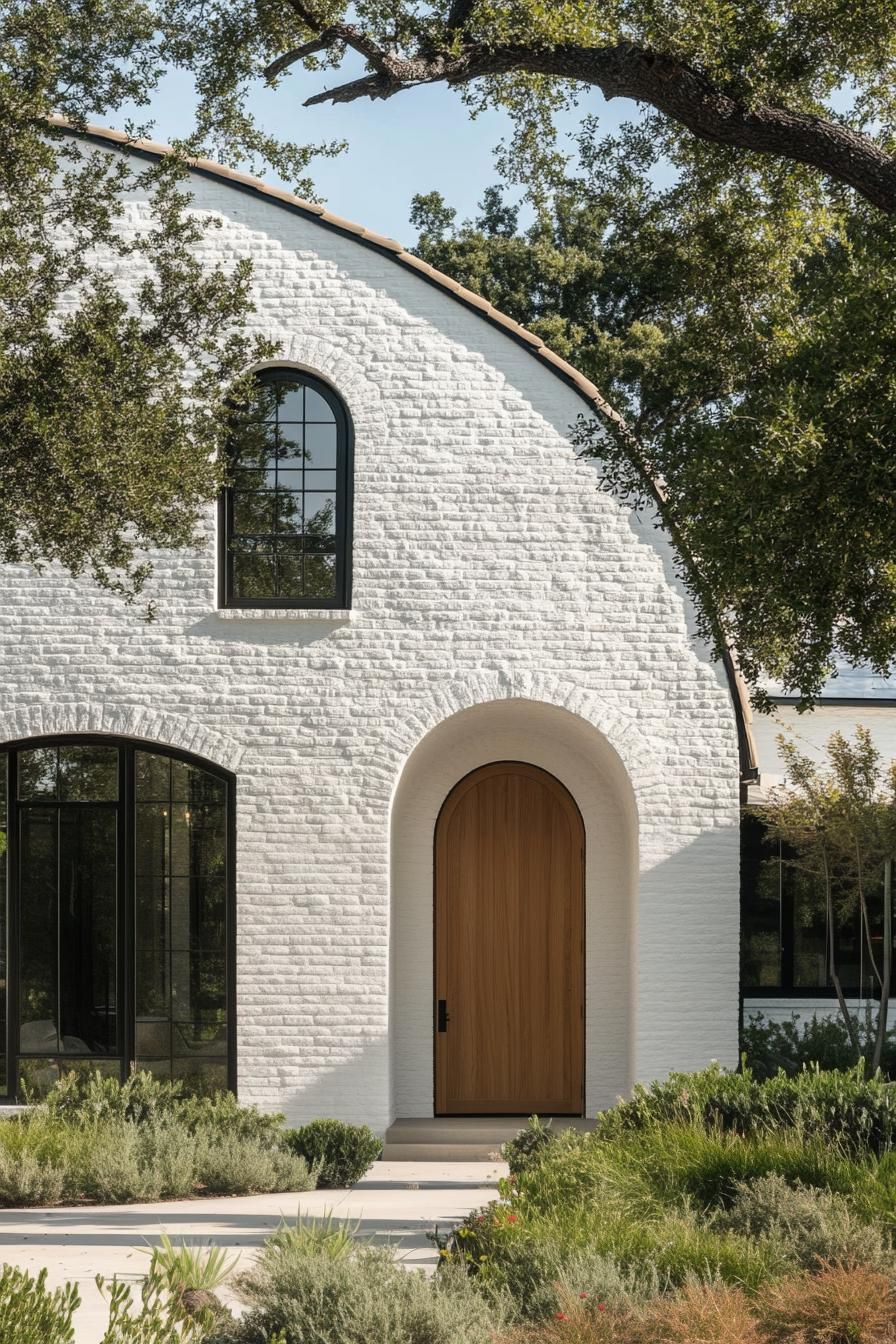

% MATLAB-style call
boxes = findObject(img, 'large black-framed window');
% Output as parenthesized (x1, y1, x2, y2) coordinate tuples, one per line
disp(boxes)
(742, 813, 895, 997)
(220, 367, 353, 609)
(0, 736, 235, 1100)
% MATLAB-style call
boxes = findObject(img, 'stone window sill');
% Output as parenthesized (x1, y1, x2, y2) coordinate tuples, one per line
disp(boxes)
(214, 608, 353, 622)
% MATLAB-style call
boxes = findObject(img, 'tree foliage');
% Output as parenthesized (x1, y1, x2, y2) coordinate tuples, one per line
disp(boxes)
(140, 0, 896, 700)
(0, 0, 334, 603)
(411, 126, 896, 702)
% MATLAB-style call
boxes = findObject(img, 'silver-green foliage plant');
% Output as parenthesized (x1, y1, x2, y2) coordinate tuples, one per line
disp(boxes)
(0, 1266, 79, 1344)
(0, 1070, 316, 1206)
(225, 1241, 503, 1344)
(714, 1175, 892, 1274)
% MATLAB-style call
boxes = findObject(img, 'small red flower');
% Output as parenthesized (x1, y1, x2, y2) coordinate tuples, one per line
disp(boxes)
(598, 1303, 607, 1312)
(506, 1213, 518, 1223)
(555, 1313, 568, 1321)
(579, 1292, 589, 1298)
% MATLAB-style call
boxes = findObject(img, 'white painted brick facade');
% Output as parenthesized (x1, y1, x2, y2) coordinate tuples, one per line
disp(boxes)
(0, 162, 742, 1127)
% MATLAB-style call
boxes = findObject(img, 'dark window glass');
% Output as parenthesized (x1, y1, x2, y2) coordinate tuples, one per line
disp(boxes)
(740, 815, 782, 989)
(19, 798, 118, 1056)
(4, 739, 233, 1100)
(742, 814, 894, 996)
(134, 751, 229, 1082)
(223, 370, 350, 607)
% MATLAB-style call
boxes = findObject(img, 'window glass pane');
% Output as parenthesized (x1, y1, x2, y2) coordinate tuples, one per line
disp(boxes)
(232, 548, 276, 599)
(741, 817, 782, 989)
(58, 808, 117, 1053)
(134, 754, 229, 1094)
(790, 864, 828, 988)
(274, 493, 303, 538)
(234, 421, 276, 468)
(135, 875, 168, 1018)
(305, 494, 336, 533)
(234, 492, 275, 534)
(233, 465, 273, 492)
(305, 470, 337, 491)
(275, 469, 303, 493)
(18, 1056, 119, 1099)
(275, 380, 304, 422)
(304, 423, 338, 466)
(135, 804, 170, 873)
(304, 554, 337, 598)
(58, 746, 118, 802)
(136, 752, 170, 802)
(275, 541, 304, 598)
(170, 1059, 227, 1096)
(19, 808, 59, 1052)
(304, 387, 335, 422)
(18, 748, 57, 800)
(276, 427, 303, 459)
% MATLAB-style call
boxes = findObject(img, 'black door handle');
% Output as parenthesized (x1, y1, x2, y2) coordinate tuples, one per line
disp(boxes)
(437, 999, 450, 1032)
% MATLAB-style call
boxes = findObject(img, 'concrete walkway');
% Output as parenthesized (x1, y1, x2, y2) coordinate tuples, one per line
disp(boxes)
(0, 1160, 506, 1342)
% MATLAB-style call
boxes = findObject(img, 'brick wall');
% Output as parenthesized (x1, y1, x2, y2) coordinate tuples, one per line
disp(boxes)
(0, 163, 742, 1126)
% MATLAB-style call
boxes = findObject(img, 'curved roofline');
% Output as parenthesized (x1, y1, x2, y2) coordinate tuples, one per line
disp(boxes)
(49, 116, 757, 783)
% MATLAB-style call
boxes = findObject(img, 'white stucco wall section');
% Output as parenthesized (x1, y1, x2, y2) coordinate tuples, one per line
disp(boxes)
(0, 159, 743, 1125)
(752, 704, 896, 794)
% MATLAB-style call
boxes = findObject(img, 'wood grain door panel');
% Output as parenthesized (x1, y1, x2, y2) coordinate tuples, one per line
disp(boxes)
(435, 762, 584, 1115)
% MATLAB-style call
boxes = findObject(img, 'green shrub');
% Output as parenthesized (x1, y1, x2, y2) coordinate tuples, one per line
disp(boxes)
(76, 1121, 164, 1203)
(216, 1240, 503, 1344)
(714, 1174, 892, 1271)
(0, 1146, 66, 1206)
(43, 1068, 184, 1125)
(600, 1062, 896, 1154)
(195, 1133, 313, 1195)
(741, 1012, 896, 1080)
(502, 1116, 557, 1176)
(0, 1265, 79, 1343)
(609, 1122, 875, 1208)
(138, 1120, 198, 1199)
(175, 1091, 284, 1146)
(283, 1118, 382, 1188)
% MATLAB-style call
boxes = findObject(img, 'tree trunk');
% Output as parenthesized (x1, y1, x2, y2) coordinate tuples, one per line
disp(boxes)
(824, 849, 861, 1055)
(872, 857, 892, 1073)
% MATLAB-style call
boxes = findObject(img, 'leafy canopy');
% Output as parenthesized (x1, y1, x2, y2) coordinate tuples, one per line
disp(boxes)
(157, 0, 896, 701)
(412, 127, 896, 704)
(0, 0, 337, 604)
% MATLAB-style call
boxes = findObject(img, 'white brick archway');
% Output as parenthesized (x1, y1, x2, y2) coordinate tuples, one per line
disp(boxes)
(389, 694, 639, 1118)
(0, 703, 243, 773)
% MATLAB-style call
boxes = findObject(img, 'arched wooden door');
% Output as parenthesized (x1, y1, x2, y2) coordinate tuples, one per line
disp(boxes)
(435, 761, 585, 1115)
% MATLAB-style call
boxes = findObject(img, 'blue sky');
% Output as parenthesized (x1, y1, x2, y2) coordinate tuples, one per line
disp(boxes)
(128, 63, 626, 246)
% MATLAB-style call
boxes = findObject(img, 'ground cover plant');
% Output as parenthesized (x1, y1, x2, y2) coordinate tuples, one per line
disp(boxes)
(437, 1063, 896, 1336)
(10, 1064, 896, 1341)
(0, 1069, 382, 1206)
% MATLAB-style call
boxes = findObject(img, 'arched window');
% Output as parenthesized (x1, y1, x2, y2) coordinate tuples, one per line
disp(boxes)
(220, 368, 353, 608)
(0, 738, 234, 1100)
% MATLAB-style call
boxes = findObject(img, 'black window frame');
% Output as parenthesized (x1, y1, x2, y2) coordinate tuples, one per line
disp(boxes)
(0, 735, 236, 1102)
(219, 367, 354, 610)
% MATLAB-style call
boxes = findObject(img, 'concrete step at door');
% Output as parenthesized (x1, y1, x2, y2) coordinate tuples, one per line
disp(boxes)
(382, 1116, 596, 1161)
